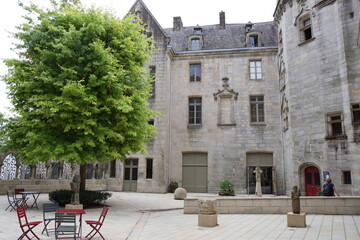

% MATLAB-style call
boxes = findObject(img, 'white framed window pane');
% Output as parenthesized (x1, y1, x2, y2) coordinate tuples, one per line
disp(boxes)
(257, 73, 262, 79)
(250, 73, 256, 79)
(250, 61, 255, 67)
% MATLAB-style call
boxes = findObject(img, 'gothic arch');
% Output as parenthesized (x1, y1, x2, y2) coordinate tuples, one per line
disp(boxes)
(298, 162, 322, 195)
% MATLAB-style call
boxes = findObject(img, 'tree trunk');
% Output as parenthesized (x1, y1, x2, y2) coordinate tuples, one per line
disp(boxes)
(80, 164, 87, 191)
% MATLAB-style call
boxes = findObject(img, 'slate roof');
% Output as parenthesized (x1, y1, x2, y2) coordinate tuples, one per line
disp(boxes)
(163, 22, 278, 52)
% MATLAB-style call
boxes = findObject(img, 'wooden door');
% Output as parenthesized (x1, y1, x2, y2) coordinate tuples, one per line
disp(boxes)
(305, 166, 321, 196)
(123, 159, 138, 192)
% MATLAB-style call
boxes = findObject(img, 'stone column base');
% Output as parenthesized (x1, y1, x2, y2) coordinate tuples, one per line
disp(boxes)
(65, 204, 83, 210)
(198, 214, 218, 227)
(287, 212, 306, 228)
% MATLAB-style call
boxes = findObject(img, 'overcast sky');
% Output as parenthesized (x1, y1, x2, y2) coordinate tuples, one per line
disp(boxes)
(0, 0, 277, 116)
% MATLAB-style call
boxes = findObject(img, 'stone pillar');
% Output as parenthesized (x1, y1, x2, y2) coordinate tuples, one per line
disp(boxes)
(198, 199, 218, 227)
(92, 163, 96, 179)
(45, 162, 50, 179)
(15, 160, 21, 179)
(58, 162, 63, 179)
(30, 164, 36, 179)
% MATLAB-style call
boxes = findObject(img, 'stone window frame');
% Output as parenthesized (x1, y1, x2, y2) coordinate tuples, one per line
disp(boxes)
(245, 30, 262, 47)
(342, 170, 352, 184)
(249, 59, 263, 80)
(326, 112, 345, 138)
(149, 66, 156, 96)
(296, 12, 315, 45)
(250, 95, 265, 124)
(146, 158, 153, 179)
(351, 103, 360, 125)
(188, 36, 203, 50)
(109, 159, 116, 178)
(188, 96, 202, 128)
(189, 63, 201, 82)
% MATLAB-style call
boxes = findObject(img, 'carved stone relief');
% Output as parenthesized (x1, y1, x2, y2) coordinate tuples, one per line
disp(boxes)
(213, 78, 238, 126)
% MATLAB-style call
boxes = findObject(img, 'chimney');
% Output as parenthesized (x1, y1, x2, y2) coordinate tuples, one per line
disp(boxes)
(173, 16, 183, 31)
(219, 11, 225, 29)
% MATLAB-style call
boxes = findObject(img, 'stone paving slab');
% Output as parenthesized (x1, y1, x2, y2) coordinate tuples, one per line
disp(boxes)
(0, 192, 359, 239)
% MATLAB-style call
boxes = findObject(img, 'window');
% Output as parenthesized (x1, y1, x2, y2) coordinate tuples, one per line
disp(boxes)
(249, 60, 262, 80)
(189, 97, 202, 125)
(110, 159, 116, 178)
(342, 171, 352, 184)
(190, 64, 201, 82)
(300, 16, 312, 42)
(146, 158, 153, 179)
(327, 113, 343, 137)
(249, 35, 258, 47)
(352, 104, 360, 124)
(149, 66, 156, 96)
(191, 38, 201, 50)
(250, 96, 265, 123)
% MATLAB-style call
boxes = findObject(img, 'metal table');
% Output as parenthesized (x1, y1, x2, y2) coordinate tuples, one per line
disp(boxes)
(19, 191, 40, 210)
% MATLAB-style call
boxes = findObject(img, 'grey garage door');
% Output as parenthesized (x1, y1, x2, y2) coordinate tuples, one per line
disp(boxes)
(182, 153, 208, 193)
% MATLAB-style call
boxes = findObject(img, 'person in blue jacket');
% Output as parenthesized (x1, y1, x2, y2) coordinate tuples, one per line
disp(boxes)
(323, 177, 340, 196)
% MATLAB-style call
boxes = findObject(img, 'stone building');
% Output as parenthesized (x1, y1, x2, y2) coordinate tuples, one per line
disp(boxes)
(116, 0, 283, 195)
(1, 0, 359, 196)
(274, 0, 360, 195)
(118, 0, 360, 196)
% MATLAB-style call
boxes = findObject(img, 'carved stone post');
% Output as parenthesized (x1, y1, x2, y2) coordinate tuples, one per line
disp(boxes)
(198, 199, 218, 227)
(287, 185, 306, 228)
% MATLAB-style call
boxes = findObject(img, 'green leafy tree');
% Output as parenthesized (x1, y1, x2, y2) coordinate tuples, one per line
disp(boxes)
(2, 0, 156, 190)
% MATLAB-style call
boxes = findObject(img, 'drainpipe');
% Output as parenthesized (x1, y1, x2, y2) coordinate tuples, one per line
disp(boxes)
(167, 46, 174, 188)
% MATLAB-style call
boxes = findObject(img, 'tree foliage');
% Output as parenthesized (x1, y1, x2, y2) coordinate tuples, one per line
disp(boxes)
(2, 0, 156, 165)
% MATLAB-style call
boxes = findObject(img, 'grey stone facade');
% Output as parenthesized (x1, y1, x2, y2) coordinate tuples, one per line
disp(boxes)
(112, 0, 359, 196)
(275, 0, 360, 195)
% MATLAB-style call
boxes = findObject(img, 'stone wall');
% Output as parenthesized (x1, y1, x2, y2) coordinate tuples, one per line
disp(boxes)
(0, 179, 108, 194)
(184, 196, 360, 214)
(275, 0, 360, 195)
(168, 48, 283, 194)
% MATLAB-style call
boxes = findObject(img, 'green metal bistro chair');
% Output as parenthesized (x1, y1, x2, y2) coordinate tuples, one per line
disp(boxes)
(41, 203, 59, 236)
(55, 212, 77, 240)
(5, 190, 22, 211)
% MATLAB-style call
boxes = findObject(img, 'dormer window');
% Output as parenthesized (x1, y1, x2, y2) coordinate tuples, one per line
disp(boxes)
(188, 25, 203, 51)
(249, 35, 258, 47)
(246, 30, 262, 47)
(191, 38, 201, 50)
(193, 26, 202, 34)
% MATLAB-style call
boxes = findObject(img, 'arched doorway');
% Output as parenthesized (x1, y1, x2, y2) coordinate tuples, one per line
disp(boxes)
(305, 166, 321, 196)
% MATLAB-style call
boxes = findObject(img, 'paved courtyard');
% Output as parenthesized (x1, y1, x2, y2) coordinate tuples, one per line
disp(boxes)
(1, 192, 360, 239)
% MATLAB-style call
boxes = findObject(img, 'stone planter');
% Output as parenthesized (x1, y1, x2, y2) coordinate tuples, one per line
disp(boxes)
(218, 191, 235, 196)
